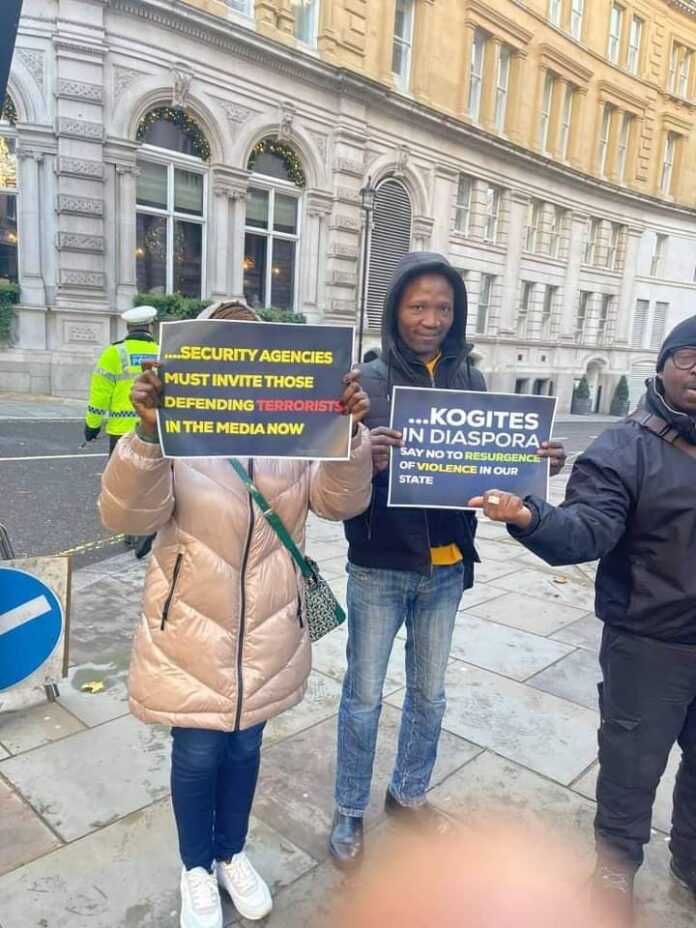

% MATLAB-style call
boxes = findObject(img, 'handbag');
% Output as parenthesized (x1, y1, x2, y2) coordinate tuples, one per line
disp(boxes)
(228, 458, 346, 642)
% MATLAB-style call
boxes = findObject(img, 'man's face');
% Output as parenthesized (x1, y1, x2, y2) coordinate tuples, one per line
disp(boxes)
(396, 274, 455, 361)
(659, 347, 696, 413)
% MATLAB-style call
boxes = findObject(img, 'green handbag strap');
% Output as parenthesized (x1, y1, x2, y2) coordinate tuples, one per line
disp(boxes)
(228, 458, 316, 582)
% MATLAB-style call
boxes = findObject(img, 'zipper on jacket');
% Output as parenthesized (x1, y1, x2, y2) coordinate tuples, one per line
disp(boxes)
(160, 553, 183, 630)
(297, 591, 304, 629)
(235, 459, 255, 731)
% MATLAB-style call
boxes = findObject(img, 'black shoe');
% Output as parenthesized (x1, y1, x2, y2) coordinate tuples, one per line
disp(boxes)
(590, 862, 636, 927)
(134, 534, 154, 559)
(384, 789, 458, 836)
(328, 809, 364, 870)
(670, 857, 696, 894)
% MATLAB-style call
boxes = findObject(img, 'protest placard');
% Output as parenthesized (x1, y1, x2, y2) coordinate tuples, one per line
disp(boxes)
(387, 387, 557, 510)
(156, 320, 354, 459)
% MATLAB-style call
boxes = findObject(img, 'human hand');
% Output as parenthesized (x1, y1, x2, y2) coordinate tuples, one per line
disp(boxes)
(340, 370, 370, 436)
(130, 360, 162, 437)
(467, 490, 533, 529)
(83, 424, 100, 443)
(537, 440, 566, 477)
(370, 426, 403, 473)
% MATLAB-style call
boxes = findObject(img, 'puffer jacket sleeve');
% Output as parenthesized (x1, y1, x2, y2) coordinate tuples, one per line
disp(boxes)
(309, 423, 373, 521)
(98, 432, 175, 535)
(508, 426, 638, 565)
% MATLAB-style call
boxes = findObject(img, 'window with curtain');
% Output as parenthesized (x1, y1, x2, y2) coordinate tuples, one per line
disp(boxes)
(576, 291, 591, 342)
(606, 223, 623, 270)
(294, 0, 319, 46)
(608, 4, 623, 63)
(650, 234, 667, 277)
(495, 46, 511, 133)
(570, 0, 584, 40)
(627, 16, 642, 74)
(392, 0, 415, 91)
(616, 112, 632, 182)
(483, 185, 500, 243)
(597, 294, 613, 344)
(477, 274, 494, 334)
(525, 200, 541, 253)
(517, 282, 534, 338)
(679, 50, 692, 97)
(539, 73, 555, 153)
(548, 206, 564, 258)
(585, 218, 600, 264)
(468, 30, 486, 122)
(135, 111, 208, 298)
(0, 99, 18, 284)
(661, 132, 676, 196)
(454, 174, 472, 234)
(559, 84, 574, 160)
(549, 0, 562, 27)
(244, 143, 303, 311)
(541, 285, 557, 339)
(598, 104, 613, 177)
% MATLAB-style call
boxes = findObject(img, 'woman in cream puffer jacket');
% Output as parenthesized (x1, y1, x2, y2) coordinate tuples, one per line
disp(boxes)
(98, 301, 373, 928)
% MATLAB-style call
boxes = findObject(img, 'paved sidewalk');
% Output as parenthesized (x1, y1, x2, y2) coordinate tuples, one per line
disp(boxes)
(1, 490, 694, 927)
(0, 392, 85, 420)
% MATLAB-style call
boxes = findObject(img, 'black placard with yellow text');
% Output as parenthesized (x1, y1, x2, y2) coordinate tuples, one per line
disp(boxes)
(156, 320, 354, 459)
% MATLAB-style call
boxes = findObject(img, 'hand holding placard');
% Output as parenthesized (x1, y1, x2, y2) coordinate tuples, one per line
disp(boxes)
(370, 427, 404, 473)
(130, 360, 162, 438)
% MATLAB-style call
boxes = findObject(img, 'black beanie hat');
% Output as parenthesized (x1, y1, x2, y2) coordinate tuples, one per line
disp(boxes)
(656, 315, 696, 371)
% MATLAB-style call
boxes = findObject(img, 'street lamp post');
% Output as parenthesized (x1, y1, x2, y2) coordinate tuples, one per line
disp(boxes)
(357, 176, 376, 362)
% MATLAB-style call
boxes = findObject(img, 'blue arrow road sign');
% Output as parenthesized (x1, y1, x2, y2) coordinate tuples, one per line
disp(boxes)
(0, 567, 64, 691)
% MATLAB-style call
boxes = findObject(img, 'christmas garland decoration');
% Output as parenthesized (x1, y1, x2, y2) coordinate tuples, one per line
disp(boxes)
(248, 138, 306, 188)
(2, 95, 17, 126)
(136, 106, 211, 162)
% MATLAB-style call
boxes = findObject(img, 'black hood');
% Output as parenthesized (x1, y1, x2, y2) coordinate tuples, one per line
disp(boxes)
(380, 252, 470, 379)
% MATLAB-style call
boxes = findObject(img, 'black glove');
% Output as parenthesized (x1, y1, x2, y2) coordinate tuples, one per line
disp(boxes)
(84, 424, 101, 442)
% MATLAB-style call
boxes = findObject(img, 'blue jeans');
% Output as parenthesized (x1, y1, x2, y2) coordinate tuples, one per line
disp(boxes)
(171, 723, 265, 871)
(335, 562, 464, 817)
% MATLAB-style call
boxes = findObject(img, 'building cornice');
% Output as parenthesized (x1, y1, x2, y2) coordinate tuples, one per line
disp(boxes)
(106, 0, 696, 220)
(465, 0, 534, 48)
(668, 0, 696, 19)
(537, 43, 594, 85)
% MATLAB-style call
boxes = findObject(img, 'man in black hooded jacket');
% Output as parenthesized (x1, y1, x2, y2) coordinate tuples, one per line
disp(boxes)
(329, 252, 565, 868)
(471, 315, 696, 924)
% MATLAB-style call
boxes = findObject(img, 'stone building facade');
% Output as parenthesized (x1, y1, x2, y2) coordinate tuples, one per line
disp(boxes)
(0, 0, 695, 411)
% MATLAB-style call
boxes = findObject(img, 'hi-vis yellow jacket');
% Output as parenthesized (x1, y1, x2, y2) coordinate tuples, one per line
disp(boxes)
(85, 332, 159, 436)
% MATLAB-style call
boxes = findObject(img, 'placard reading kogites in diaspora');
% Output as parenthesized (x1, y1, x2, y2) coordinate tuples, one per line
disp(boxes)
(388, 387, 557, 510)
(156, 319, 355, 460)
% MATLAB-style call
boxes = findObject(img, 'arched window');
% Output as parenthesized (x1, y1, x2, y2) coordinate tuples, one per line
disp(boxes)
(134, 107, 210, 297)
(366, 179, 412, 328)
(0, 95, 18, 284)
(244, 138, 306, 311)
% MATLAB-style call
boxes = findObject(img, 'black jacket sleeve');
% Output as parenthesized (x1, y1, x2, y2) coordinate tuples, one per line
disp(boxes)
(508, 427, 638, 566)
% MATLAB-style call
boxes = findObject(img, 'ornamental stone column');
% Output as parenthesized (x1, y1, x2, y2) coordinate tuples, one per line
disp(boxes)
(16, 148, 46, 307)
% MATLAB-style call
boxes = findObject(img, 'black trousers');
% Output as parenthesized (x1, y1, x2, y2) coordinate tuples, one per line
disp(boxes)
(108, 434, 120, 456)
(595, 625, 696, 870)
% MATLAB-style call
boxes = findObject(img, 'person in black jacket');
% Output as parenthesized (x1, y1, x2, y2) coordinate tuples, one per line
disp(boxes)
(470, 315, 696, 924)
(329, 252, 566, 868)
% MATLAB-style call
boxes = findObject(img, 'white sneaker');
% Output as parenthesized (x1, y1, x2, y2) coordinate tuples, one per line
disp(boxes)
(180, 867, 223, 928)
(216, 852, 273, 921)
